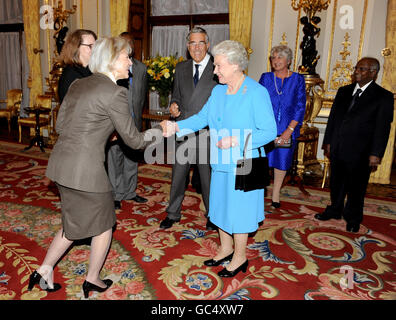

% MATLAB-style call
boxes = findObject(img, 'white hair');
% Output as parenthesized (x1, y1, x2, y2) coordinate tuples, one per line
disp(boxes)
(212, 40, 248, 71)
(89, 37, 131, 76)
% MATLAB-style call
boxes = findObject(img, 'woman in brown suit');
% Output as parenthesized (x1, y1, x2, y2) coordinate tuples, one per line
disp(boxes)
(28, 37, 162, 298)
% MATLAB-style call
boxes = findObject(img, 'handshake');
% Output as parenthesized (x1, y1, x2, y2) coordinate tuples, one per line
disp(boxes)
(159, 120, 179, 137)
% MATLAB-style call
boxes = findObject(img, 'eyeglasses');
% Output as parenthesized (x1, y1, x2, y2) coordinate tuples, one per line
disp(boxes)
(188, 41, 207, 48)
(80, 43, 94, 49)
(353, 66, 375, 72)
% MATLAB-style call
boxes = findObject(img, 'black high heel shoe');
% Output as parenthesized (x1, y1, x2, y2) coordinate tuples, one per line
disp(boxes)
(82, 279, 113, 299)
(204, 252, 234, 267)
(28, 270, 61, 292)
(271, 201, 281, 209)
(218, 260, 248, 278)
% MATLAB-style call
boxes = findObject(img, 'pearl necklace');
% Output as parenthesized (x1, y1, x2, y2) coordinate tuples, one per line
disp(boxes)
(227, 74, 245, 95)
(273, 70, 290, 95)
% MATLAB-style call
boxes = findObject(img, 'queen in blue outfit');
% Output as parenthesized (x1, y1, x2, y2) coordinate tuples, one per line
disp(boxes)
(259, 45, 306, 208)
(162, 40, 276, 278)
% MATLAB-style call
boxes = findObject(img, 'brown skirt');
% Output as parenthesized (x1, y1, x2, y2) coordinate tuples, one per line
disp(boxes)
(56, 183, 116, 240)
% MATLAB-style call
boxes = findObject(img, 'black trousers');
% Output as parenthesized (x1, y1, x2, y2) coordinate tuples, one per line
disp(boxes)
(326, 156, 372, 225)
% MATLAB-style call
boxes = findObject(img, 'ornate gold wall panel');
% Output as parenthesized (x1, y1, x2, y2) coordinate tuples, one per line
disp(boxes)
(369, 0, 396, 184)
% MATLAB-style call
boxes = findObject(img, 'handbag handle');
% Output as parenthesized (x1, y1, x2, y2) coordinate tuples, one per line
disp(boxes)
(242, 133, 251, 160)
(242, 132, 263, 160)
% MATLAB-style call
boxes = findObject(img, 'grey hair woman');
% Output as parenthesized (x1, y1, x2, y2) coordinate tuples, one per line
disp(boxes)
(259, 45, 306, 209)
(270, 45, 293, 67)
(161, 40, 277, 277)
(29, 37, 163, 298)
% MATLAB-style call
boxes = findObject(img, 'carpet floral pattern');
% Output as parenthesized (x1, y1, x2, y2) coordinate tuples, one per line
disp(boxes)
(0, 144, 396, 300)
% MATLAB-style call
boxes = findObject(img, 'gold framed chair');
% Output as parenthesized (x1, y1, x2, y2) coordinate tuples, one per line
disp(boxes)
(18, 94, 53, 143)
(0, 89, 22, 132)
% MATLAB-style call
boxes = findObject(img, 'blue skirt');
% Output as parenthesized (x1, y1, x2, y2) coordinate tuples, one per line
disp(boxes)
(267, 140, 296, 171)
(208, 170, 265, 234)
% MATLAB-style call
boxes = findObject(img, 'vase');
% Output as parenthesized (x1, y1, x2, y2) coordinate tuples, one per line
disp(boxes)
(156, 93, 170, 115)
(158, 93, 169, 109)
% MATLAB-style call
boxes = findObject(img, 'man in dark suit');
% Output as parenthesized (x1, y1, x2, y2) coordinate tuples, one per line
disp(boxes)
(107, 32, 148, 210)
(160, 27, 218, 230)
(315, 57, 394, 232)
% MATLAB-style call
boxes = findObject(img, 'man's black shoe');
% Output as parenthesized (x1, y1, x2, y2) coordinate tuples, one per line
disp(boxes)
(346, 223, 360, 233)
(314, 212, 342, 221)
(114, 201, 121, 210)
(129, 195, 148, 203)
(159, 217, 179, 229)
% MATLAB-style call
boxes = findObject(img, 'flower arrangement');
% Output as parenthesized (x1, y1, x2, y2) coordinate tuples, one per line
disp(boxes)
(144, 55, 183, 107)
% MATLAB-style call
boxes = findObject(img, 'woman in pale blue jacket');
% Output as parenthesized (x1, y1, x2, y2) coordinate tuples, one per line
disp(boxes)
(162, 40, 276, 277)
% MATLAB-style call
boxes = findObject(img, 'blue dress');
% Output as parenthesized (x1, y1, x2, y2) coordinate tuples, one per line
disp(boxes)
(259, 72, 306, 170)
(176, 76, 277, 234)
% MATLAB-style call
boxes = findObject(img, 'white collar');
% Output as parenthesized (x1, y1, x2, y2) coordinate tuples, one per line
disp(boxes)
(193, 54, 210, 71)
(353, 80, 373, 95)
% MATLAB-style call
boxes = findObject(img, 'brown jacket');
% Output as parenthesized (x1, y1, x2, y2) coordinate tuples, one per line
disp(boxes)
(46, 73, 160, 192)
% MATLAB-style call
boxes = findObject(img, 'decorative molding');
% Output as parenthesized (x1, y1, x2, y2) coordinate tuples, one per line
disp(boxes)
(280, 32, 288, 45)
(97, 0, 100, 37)
(324, 0, 338, 98)
(45, 0, 51, 75)
(357, 0, 368, 61)
(293, 8, 301, 72)
(267, 0, 276, 72)
(80, 0, 83, 28)
(329, 32, 353, 91)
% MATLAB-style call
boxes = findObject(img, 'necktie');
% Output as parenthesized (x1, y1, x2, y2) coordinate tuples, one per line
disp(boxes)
(347, 88, 362, 113)
(193, 64, 200, 87)
(129, 70, 133, 87)
(128, 71, 135, 118)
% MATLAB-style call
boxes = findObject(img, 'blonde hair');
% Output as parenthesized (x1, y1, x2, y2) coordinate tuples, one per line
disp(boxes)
(89, 37, 131, 76)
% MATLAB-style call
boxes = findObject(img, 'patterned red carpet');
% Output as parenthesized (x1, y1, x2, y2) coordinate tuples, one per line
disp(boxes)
(1, 141, 396, 300)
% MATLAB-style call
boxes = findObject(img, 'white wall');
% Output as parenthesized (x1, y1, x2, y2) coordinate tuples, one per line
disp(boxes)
(248, 0, 388, 160)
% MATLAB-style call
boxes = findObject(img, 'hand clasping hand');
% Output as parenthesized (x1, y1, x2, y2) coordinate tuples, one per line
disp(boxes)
(160, 120, 179, 137)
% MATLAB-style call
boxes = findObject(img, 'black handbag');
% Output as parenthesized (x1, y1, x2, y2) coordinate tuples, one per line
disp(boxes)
(235, 133, 270, 192)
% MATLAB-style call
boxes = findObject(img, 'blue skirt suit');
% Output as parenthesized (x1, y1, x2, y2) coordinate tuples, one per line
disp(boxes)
(258, 72, 306, 170)
(176, 76, 277, 234)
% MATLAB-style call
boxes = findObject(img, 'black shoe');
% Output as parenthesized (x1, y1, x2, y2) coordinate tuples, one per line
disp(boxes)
(271, 201, 281, 208)
(159, 217, 179, 229)
(206, 220, 217, 231)
(130, 195, 148, 203)
(204, 252, 234, 267)
(114, 201, 121, 210)
(82, 279, 113, 299)
(218, 260, 249, 278)
(346, 223, 360, 233)
(314, 212, 342, 221)
(28, 270, 61, 292)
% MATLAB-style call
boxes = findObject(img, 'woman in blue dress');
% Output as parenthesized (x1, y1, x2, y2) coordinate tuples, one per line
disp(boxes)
(259, 45, 306, 208)
(162, 40, 276, 277)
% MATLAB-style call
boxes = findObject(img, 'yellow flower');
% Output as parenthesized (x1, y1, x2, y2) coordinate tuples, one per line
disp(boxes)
(144, 54, 184, 97)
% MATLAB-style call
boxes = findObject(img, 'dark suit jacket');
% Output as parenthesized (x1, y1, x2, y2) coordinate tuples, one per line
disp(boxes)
(116, 58, 148, 131)
(323, 81, 394, 163)
(171, 57, 218, 121)
(46, 73, 158, 193)
(58, 64, 92, 103)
